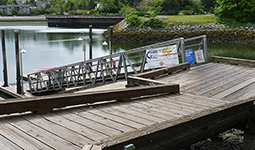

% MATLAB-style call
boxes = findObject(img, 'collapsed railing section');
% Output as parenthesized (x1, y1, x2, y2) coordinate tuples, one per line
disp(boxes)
(27, 35, 208, 94)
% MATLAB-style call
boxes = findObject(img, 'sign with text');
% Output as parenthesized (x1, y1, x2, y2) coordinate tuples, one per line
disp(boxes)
(195, 50, 205, 63)
(185, 49, 195, 65)
(146, 45, 179, 69)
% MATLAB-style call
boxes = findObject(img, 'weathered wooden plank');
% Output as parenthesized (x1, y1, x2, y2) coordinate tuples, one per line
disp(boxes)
(176, 64, 238, 86)
(70, 109, 135, 133)
(131, 98, 191, 116)
(135, 62, 190, 79)
(158, 63, 234, 85)
(5, 117, 81, 150)
(0, 84, 179, 115)
(179, 93, 227, 107)
(99, 107, 157, 126)
(162, 96, 209, 110)
(128, 102, 179, 118)
(212, 76, 255, 99)
(99, 104, 166, 123)
(184, 66, 250, 93)
(55, 111, 123, 136)
(0, 134, 23, 149)
(145, 99, 193, 115)
(193, 69, 255, 97)
(0, 120, 53, 149)
(95, 96, 255, 150)
(126, 76, 164, 87)
(212, 56, 255, 66)
(159, 63, 225, 81)
(40, 113, 109, 141)
(23, 115, 94, 145)
(82, 145, 102, 150)
(87, 109, 146, 129)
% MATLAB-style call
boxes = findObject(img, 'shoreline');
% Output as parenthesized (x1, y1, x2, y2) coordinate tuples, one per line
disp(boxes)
(104, 23, 255, 45)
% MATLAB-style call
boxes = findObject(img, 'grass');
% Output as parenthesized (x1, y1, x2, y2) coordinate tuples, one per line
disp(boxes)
(161, 14, 217, 26)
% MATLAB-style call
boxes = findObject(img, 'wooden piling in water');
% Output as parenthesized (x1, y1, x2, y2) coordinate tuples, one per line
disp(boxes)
(89, 25, 92, 60)
(14, 30, 21, 94)
(1, 29, 8, 87)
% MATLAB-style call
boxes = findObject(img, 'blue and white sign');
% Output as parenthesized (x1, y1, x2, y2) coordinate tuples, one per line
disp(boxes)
(185, 49, 195, 65)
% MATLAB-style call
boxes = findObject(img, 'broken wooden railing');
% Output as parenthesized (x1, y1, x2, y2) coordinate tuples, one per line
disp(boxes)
(0, 84, 179, 115)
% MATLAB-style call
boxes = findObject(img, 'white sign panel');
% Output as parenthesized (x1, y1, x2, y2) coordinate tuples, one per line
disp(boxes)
(195, 50, 205, 63)
(146, 45, 179, 69)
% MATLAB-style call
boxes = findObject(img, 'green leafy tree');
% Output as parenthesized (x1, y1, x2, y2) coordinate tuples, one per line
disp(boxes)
(88, 0, 96, 10)
(215, 0, 255, 23)
(12, 0, 17, 5)
(6, 1, 15, 5)
(158, 0, 180, 15)
(29, 0, 35, 6)
(100, 0, 118, 13)
(119, 5, 137, 16)
(11, 10, 20, 15)
(63, 0, 76, 11)
(201, 0, 216, 11)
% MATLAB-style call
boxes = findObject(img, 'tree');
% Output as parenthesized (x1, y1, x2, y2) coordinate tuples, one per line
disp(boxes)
(88, 0, 96, 10)
(201, 0, 216, 11)
(100, 0, 118, 13)
(215, 0, 255, 23)
(158, 0, 180, 15)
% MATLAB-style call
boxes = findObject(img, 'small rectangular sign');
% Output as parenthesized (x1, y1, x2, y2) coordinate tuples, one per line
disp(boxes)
(195, 50, 205, 63)
(146, 45, 179, 69)
(185, 49, 195, 65)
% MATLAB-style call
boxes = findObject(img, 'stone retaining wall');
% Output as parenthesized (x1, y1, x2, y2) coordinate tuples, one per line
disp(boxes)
(104, 23, 255, 44)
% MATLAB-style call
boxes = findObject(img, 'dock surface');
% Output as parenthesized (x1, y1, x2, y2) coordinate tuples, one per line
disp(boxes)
(0, 58, 255, 149)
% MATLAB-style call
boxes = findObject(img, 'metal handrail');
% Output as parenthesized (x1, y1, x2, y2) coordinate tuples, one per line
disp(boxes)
(27, 35, 208, 93)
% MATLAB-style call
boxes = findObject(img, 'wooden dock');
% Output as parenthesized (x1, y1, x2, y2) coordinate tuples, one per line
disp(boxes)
(0, 56, 255, 150)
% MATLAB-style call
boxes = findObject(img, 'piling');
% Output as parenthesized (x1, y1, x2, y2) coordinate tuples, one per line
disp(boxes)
(110, 26, 113, 55)
(14, 30, 21, 94)
(89, 25, 92, 60)
(1, 29, 8, 87)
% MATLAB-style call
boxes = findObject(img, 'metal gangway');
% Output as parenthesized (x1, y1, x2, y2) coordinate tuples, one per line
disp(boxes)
(27, 35, 208, 94)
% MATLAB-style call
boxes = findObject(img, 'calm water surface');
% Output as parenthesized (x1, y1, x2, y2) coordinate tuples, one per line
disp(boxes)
(0, 25, 125, 84)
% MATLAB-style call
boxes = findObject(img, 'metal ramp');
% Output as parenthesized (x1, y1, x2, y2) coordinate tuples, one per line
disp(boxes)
(27, 35, 208, 94)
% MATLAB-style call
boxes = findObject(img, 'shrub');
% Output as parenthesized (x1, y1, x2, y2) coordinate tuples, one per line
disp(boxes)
(140, 17, 166, 28)
(125, 14, 141, 27)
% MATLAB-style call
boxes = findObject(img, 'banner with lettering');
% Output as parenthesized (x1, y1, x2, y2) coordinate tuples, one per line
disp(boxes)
(146, 45, 179, 69)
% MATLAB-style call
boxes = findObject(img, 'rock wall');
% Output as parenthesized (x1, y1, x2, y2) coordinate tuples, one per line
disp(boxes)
(103, 23, 255, 44)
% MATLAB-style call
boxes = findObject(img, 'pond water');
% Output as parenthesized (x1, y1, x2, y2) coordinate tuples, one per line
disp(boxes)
(0, 25, 255, 86)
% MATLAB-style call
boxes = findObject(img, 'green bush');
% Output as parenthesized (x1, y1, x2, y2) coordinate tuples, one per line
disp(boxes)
(125, 14, 141, 26)
(140, 17, 166, 28)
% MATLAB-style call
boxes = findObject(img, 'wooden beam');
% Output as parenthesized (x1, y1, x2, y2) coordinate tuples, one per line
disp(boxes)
(212, 56, 255, 66)
(136, 63, 190, 79)
(92, 96, 255, 150)
(0, 84, 179, 115)
(126, 76, 165, 87)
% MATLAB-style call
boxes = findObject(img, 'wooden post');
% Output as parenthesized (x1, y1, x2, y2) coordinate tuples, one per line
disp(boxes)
(15, 30, 21, 94)
(109, 26, 113, 55)
(1, 29, 8, 87)
(89, 25, 92, 60)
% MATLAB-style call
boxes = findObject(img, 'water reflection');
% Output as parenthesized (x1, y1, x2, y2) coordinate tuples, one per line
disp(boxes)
(0, 26, 125, 84)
